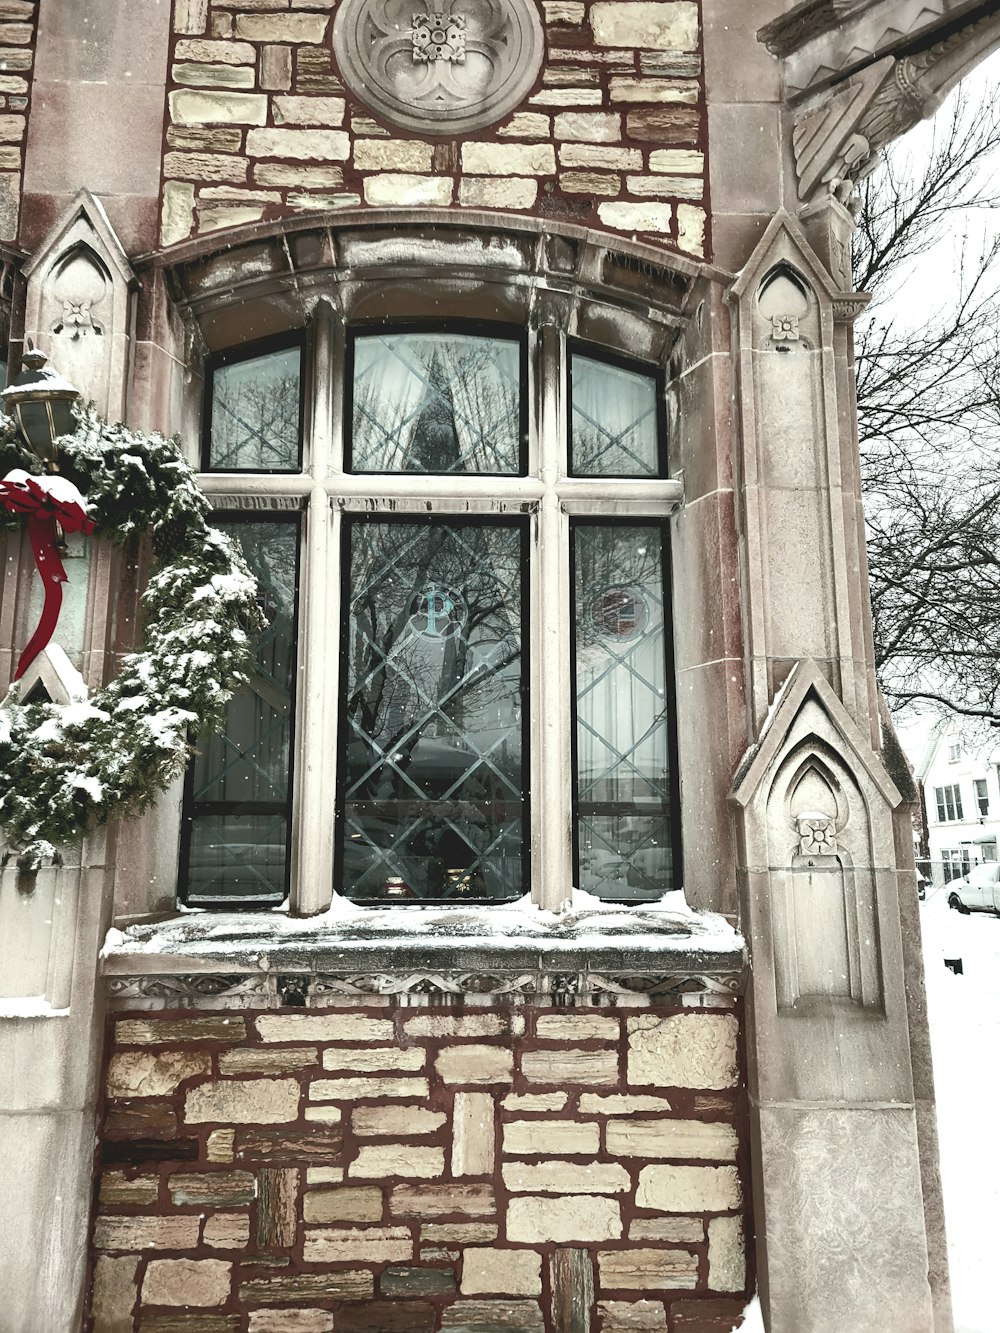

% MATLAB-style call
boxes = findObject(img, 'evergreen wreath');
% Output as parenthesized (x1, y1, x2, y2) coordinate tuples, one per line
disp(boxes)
(0, 406, 264, 872)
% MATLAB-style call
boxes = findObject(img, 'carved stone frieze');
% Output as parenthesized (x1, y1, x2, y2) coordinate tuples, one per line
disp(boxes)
(332, 0, 544, 135)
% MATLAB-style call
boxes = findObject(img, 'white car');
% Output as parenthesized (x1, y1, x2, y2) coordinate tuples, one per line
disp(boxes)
(947, 862, 1000, 915)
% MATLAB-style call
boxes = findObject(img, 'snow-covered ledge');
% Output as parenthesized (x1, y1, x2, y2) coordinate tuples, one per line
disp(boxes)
(100, 891, 746, 1010)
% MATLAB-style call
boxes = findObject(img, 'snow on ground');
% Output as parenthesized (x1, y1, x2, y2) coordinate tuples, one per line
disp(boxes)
(920, 885, 1000, 1333)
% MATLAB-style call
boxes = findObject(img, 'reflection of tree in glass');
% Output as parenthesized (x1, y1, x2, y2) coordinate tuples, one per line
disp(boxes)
(211, 360, 300, 471)
(574, 526, 661, 656)
(352, 335, 520, 473)
(571, 357, 658, 476)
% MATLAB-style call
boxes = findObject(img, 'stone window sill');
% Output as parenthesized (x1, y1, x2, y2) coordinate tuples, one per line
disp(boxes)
(101, 894, 746, 1010)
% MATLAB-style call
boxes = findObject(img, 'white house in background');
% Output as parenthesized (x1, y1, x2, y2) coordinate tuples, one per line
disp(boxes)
(915, 724, 1000, 883)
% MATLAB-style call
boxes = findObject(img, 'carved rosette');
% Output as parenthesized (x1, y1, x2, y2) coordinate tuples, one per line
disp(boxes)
(332, 0, 544, 134)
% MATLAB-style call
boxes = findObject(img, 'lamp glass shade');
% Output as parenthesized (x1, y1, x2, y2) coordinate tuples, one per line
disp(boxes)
(1, 349, 81, 465)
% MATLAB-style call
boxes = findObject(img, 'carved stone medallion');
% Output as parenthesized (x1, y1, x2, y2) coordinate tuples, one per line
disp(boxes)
(332, 0, 544, 135)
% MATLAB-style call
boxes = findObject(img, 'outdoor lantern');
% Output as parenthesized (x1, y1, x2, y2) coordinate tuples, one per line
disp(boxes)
(1, 345, 81, 470)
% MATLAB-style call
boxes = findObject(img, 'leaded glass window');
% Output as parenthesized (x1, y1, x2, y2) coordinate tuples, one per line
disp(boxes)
(181, 518, 299, 905)
(348, 328, 525, 474)
(338, 518, 526, 902)
(204, 336, 303, 472)
(570, 348, 664, 477)
(573, 522, 677, 901)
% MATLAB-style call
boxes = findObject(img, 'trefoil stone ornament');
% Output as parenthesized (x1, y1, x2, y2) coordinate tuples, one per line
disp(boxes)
(333, 0, 544, 135)
(412, 12, 467, 63)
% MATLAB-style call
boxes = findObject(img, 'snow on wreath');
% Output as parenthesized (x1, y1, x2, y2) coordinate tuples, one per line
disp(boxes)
(0, 398, 264, 873)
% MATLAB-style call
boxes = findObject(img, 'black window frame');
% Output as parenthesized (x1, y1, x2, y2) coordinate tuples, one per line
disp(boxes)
(202, 329, 306, 475)
(567, 339, 668, 480)
(343, 319, 530, 477)
(178, 510, 302, 908)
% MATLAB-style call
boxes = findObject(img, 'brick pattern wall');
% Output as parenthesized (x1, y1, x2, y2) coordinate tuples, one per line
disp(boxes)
(162, 0, 707, 257)
(0, 0, 35, 243)
(89, 1004, 749, 1332)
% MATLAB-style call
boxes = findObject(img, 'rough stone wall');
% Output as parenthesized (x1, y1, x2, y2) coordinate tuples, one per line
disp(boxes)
(0, 0, 35, 242)
(88, 1003, 749, 1332)
(161, 0, 708, 256)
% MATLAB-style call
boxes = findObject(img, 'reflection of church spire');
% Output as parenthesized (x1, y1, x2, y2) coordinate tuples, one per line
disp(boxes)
(408, 351, 461, 471)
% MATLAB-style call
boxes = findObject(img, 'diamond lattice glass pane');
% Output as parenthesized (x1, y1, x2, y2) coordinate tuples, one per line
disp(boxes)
(351, 332, 521, 473)
(571, 353, 660, 477)
(208, 345, 301, 471)
(340, 519, 525, 902)
(573, 523, 675, 901)
(186, 813, 288, 901)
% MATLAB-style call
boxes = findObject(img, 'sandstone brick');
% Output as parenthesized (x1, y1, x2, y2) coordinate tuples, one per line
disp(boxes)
(436, 1045, 513, 1085)
(544, 0, 585, 21)
(636, 1164, 742, 1213)
(322, 1047, 424, 1072)
(459, 178, 538, 209)
(172, 63, 256, 89)
(0, 143, 18, 168)
(163, 152, 248, 182)
(626, 107, 700, 143)
(239, 1272, 374, 1304)
(107, 1051, 210, 1098)
(559, 144, 641, 172)
(353, 139, 434, 172)
(598, 1248, 698, 1291)
(185, 1079, 300, 1124)
(310, 1076, 429, 1101)
(169, 90, 267, 125)
(648, 148, 703, 173)
(561, 171, 620, 196)
(255, 163, 344, 187)
(336, 1302, 436, 1332)
(498, 112, 550, 139)
(203, 1212, 251, 1249)
(381, 1266, 456, 1295)
(199, 204, 265, 232)
(553, 113, 621, 143)
(504, 1120, 599, 1156)
(597, 201, 673, 233)
(503, 1160, 630, 1194)
(627, 1015, 738, 1089)
(452, 1091, 495, 1176)
(544, 65, 601, 87)
(175, 39, 256, 64)
(219, 1047, 318, 1074)
(169, 1171, 256, 1205)
(521, 1049, 618, 1085)
(245, 129, 350, 161)
(609, 77, 699, 104)
(274, 96, 345, 126)
(352, 115, 390, 137)
(202, 186, 282, 204)
(306, 1167, 344, 1184)
(531, 88, 602, 106)
(640, 50, 701, 76)
(626, 174, 703, 199)
(423, 1222, 498, 1244)
(579, 1094, 673, 1115)
(236, 1127, 342, 1161)
(115, 1018, 247, 1045)
(462, 143, 556, 177)
(248, 1312, 333, 1333)
(260, 43, 293, 91)
(103, 1101, 178, 1139)
(93, 1214, 200, 1250)
(607, 1118, 738, 1160)
(303, 1225, 412, 1264)
(235, 13, 329, 42)
(677, 203, 705, 256)
(503, 1093, 568, 1112)
(708, 1215, 745, 1292)
(207, 1129, 236, 1163)
(590, 2, 698, 50)
(392, 1184, 495, 1218)
(91, 1254, 138, 1332)
(440, 1302, 544, 1330)
(462, 1246, 541, 1296)
(363, 173, 453, 206)
(142, 1259, 232, 1307)
(99, 1171, 158, 1206)
(630, 1216, 703, 1242)
(175, 0, 209, 35)
(286, 190, 361, 210)
(304, 1186, 383, 1222)
(352, 1104, 444, 1136)
(258, 1013, 394, 1045)
(166, 126, 242, 152)
(351, 1144, 445, 1178)
(0, 48, 30, 71)
(597, 1300, 667, 1331)
(508, 1196, 622, 1243)
(258, 1166, 298, 1248)
(405, 1013, 525, 1039)
(127, 1315, 237, 1332)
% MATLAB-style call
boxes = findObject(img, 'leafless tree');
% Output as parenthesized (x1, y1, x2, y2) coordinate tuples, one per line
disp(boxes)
(855, 80, 1000, 724)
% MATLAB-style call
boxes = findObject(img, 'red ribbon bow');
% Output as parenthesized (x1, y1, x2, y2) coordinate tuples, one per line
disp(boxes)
(1, 469, 96, 680)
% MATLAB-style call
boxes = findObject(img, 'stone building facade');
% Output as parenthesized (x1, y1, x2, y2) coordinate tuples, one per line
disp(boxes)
(3, 0, 998, 1330)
